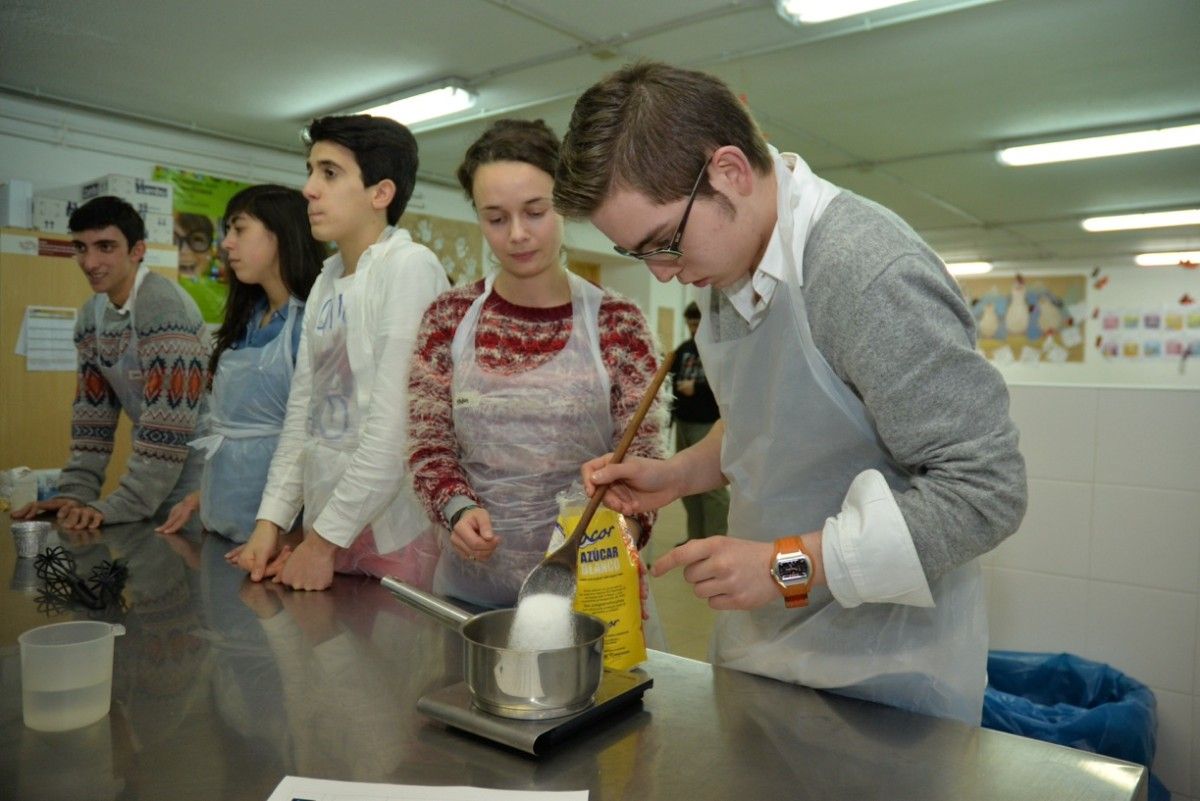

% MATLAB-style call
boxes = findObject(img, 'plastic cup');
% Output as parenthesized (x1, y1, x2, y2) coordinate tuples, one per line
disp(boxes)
(11, 520, 52, 558)
(18, 621, 126, 732)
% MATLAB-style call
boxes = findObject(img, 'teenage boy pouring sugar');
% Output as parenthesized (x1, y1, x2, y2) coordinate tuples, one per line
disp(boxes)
(561, 63, 1027, 723)
(229, 115, 449, 591)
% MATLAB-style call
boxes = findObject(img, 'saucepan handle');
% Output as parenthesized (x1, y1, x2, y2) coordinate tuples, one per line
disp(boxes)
(380, 576, 472, 628)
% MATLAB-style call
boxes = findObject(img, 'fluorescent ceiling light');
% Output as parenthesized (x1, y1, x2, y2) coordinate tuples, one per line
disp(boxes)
(776, 0, 920, 24)
(1082, 209, 1200, 232)
(1135, 251, 1200, 267)
(946, 261, 993, 276)
(998, 123, 1200, 166)
(355, 80, 476, 127)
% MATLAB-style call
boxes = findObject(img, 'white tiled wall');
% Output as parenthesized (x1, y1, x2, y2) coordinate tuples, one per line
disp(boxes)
(986, 386, 1200, 800)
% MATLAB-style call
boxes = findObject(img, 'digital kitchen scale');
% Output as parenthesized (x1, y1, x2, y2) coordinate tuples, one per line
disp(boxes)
(417, 669, 653, 756)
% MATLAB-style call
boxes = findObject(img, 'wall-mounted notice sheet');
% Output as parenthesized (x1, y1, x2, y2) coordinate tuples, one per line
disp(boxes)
(14, 306, 76, 372)
(267, 777, 588, 801)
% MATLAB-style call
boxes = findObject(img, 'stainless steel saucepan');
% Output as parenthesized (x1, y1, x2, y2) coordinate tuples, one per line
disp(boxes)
(381, 577, 607, 720)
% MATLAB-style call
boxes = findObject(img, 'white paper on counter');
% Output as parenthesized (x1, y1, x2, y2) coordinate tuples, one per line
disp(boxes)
(15, 306, 76, 371)
(267, 776, 588, 801)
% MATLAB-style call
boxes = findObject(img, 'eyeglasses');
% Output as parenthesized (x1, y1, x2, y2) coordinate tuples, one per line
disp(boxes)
(175, 231, 213, 253)
(613, 160, 707, 262)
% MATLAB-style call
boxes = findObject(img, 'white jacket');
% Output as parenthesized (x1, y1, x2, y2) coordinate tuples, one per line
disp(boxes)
(257, 227, 449, 549)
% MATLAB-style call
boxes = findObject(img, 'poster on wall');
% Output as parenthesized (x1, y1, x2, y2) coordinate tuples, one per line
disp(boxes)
(152, 167, 255, 324)
(400, 211, 482, 286)
(1096, 303, 1200, 360)
(958, 274, 1088, 364)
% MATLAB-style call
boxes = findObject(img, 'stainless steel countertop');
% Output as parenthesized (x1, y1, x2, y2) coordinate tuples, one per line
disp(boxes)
(0, 514, 1146, 801)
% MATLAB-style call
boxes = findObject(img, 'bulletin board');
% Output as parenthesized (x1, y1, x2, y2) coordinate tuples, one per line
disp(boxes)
(400, 211, 482, 286)
(959, 274, 1088, 364)
(1093, 305, 1200, 360)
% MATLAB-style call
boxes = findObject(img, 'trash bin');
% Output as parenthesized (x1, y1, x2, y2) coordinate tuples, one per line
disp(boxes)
(983, 650, 1167, 801)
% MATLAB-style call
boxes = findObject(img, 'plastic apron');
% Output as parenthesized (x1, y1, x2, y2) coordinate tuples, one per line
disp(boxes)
(435, 272, 613, 607)
(696, 164, 987, 724)
(300, 272, 437, 581)
(92, 283, 207, 516)
(192, 299, 300, 542)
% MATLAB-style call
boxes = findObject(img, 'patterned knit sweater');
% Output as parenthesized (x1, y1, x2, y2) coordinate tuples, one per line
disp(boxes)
(57, 271, 210, 523)
(408, 279, 668, 544)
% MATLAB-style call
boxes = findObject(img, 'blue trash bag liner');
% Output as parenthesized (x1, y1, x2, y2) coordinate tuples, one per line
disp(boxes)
(983, 650, 1168, 801)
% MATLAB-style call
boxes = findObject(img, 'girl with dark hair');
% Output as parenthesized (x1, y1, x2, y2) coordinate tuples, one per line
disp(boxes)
(408, 119, 667, 608)
(158, 184, 324, 541)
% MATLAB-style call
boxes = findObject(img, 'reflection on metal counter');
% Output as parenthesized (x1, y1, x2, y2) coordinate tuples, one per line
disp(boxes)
(0, 512, 1148, 801)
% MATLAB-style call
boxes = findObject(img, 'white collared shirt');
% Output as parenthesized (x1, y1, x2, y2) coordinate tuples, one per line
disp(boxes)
(719, 152, 802, 329)
(257, 226, 450, 550)
(107, 265, 150, 315)
(722, 232, 785, 329)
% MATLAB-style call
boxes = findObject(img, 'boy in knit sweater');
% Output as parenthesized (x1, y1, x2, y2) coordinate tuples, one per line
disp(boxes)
(14, 196, 210, 529)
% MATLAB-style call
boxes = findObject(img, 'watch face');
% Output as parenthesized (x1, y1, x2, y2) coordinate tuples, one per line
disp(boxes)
(777, 556, 810, 584)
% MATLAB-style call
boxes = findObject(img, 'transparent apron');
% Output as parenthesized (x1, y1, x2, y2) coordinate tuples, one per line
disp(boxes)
(303, 277, 437, 580)
(192, 299, 300, 542)
(93, 291, 206, 516)
(434, 272, 613, 607)
(696, 177, 987, 725)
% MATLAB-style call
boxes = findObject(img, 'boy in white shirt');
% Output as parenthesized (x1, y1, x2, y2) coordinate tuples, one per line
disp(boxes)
(231, 115, 449, 590)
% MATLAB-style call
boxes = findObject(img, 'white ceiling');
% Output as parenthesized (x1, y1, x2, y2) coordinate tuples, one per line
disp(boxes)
(1, 0, 1198, 271)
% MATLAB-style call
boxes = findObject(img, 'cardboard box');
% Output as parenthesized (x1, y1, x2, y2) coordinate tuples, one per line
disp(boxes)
(36, 197, 172, 245)
(144, 212, 173, 245)
(80, 174, 174, 216)
(32, 195, 78, 234)
(0, 180, 33, 228)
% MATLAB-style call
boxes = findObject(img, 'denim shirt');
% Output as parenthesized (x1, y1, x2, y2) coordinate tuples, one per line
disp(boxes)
(233, 298, 304, 361)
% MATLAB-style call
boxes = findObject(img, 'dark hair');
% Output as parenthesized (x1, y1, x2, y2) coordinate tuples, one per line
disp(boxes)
(456, 118, 561, 201)
(209, 184, 326, 376)
(176, 211, 214, 237)
(684, 301, 701, 321)
(555, 61, 773, 219)
(69, 196, 146, 249)
(302, 115, 419, 224)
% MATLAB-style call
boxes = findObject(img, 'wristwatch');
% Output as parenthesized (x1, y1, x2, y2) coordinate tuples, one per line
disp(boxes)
(770, 536, 812, 608)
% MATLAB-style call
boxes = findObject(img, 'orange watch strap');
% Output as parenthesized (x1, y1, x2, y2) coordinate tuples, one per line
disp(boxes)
(776, 536, 804, 552)
(774, 536, 810, 608)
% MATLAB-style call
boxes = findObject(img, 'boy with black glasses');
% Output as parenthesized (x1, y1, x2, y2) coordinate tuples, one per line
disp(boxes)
(560, 62, 1026, 724)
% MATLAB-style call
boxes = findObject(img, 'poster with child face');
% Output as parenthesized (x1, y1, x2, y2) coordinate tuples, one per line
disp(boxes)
(153, 167, 254, 324)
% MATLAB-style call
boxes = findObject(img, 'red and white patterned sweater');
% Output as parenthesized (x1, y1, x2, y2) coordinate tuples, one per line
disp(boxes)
(408, 278, 667, 544)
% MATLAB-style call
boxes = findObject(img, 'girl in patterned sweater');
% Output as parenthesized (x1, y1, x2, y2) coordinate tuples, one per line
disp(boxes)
(407, 119, 667, 608)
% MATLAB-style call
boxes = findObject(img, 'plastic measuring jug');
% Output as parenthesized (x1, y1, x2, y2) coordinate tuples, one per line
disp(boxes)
(18, 620, 125, 732)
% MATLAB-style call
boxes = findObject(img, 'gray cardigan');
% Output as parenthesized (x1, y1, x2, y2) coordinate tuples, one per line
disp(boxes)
(710, 190, 1027, 582)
